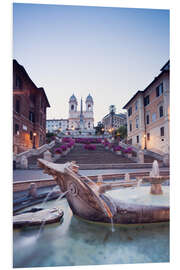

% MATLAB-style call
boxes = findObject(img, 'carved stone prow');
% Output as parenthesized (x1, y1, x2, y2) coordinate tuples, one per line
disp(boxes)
(37, 159, 115, 222)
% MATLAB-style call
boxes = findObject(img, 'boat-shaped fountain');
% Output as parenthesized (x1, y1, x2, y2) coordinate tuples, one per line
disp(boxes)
(37, 159, 169, 225)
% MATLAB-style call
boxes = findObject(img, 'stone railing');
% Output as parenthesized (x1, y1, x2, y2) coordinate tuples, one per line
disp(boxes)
(15, 140, 55, 164)
(118, 141, 169, 166)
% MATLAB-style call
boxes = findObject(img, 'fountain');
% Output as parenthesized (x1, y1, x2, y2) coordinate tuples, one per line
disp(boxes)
(141, 160, 168, 195)
(13, 159, 170, 267)
(37, 158, 169, 225)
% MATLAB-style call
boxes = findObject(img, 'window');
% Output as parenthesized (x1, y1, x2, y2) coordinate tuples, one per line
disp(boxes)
(29, 111, 35, 123)
(15, 124, 19, 135)
(135, 118, 139, 129)
(40, 113, 42, 126)
(137, 135, 139, 143)
(15, 99, 20, 113)
(144, 95, 150, 106)
(152, 112, 156, 122)
(30, 131, 33, 140)
(129, 122, 132, 132)
(160, 127, 164, 137)
(128, 107, 132, 117)
(71, 104, 74, 110)
(159, 106, 164, 118)
(15, 75, 22, 89)
(147, 133, 150, 141)
(156, 83, 163, 97)
(30, 94, 36, 105)
(146, 114, 150, 125)
(135, 100, 138, 111)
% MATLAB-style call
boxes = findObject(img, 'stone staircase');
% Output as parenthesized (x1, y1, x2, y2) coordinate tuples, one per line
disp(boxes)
(27, 142, 163, 169)
(55, 144, 135, 164)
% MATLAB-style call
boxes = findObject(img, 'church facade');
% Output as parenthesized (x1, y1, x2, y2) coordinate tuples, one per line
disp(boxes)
(68, 94, 94, 133)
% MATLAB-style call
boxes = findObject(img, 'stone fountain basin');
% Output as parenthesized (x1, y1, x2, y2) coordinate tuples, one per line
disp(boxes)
(37, 159, 170, 225)
(13, 207, 63, 228)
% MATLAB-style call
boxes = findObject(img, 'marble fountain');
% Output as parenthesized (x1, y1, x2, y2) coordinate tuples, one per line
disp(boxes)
(13, 159, 170, 267)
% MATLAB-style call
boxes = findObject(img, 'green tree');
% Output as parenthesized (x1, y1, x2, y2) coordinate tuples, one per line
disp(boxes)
(114, 125, 127, 140)
(95, 122, 105, 135)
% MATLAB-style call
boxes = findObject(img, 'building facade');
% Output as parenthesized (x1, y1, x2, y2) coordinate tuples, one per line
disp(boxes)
(46, 119, 69, 133)
(123, 60, 170, 154)
(102, 113, 127, 132)
(13, 59, 50, 154)
(68, 94, 94, 132)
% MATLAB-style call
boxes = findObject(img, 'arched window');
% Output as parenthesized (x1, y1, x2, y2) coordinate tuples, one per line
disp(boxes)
(88, 104, 91, 111)
(71, 104, 74, 110)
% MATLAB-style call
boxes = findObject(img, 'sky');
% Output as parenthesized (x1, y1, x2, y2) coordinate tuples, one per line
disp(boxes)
(13, 3, 169, 125)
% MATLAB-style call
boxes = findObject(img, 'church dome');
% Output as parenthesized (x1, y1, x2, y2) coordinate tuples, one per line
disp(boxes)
(69, 94, 77, 103)
(86, 94, 93, 103)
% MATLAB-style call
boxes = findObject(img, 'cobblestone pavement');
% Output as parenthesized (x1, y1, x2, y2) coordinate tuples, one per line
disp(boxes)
(13, 167, 169, 182)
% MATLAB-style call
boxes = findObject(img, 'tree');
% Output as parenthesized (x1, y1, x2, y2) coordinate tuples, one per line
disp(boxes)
(114, 125, 127, 140)
(95, 122, 105, 135)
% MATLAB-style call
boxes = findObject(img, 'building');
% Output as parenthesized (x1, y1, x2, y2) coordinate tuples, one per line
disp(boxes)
(46, 119, 69, 133)
(123, 60, 169, 154)
(102, 112, 127, 132)
(13, 59, 50, 154)
(68, 94, 94, 133)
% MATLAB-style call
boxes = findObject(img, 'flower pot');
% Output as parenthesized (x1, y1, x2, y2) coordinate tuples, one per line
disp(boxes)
(54, 153, 61, 160)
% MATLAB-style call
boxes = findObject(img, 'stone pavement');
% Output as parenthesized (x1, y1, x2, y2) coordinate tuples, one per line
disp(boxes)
(13, 167, 169, 182)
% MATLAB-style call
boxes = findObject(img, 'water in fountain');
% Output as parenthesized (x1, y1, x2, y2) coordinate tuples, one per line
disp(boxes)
(41, 185, 59, 208)
(56, 190, 70, 201)
(150, 160, 160, 177)
(37, 190, 69, 239)
(36, 218, 47, 239)
(125, 173, 130, 182)
(137, 178, 142, 187)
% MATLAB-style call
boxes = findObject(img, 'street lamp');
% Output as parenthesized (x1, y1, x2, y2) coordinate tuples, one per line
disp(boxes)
(33, 132, 37, 149)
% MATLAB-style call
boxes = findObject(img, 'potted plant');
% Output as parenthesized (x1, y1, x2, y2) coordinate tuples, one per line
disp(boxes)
(54, 148, 62, 159)
(114, 146, 122, 155)
(124, 147, 133, 158)
(60, 145, 68, 156)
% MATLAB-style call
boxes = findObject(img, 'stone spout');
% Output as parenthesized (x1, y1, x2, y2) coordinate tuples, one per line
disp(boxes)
(38, 159, 169, 225)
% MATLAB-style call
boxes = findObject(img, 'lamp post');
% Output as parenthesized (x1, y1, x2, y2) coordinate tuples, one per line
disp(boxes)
(33, 132, 37, 149)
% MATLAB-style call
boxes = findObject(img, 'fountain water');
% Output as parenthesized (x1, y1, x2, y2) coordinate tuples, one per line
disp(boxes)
(41, 185, 59, 208)
(151, 160, 160, 177)
(125, 173, 130, 182)
(56, 190, 70, 201)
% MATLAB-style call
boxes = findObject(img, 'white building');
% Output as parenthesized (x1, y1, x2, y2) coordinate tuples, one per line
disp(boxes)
(102, 113, 127, 131)
(46, 119, 68, 133)
(68, 94, 94, 133)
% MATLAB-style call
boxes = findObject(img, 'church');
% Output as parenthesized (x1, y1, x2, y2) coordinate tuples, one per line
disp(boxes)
(68, 94, 94, 134)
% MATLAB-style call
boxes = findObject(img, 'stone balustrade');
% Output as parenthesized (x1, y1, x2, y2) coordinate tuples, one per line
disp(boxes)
(14, 140, 55, 163)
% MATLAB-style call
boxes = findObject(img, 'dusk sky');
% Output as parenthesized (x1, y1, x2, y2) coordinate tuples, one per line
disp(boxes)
(13, 3, 169, 125)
